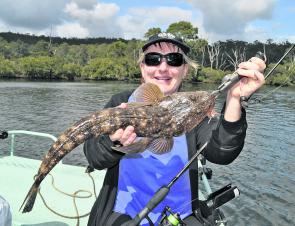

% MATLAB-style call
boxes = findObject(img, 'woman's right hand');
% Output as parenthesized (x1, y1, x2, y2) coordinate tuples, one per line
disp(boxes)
(109, 103, 137, 146)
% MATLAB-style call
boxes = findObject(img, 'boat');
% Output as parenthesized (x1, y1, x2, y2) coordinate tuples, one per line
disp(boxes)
(0, 130, 230, 226)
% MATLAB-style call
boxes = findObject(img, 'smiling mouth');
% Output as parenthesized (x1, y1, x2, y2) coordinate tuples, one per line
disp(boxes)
(155, 77, 171, 81)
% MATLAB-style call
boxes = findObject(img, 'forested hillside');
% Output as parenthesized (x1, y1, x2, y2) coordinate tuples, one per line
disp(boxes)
(0, 21, 294, 86)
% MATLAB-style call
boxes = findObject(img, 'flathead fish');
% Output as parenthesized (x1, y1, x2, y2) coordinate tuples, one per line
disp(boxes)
(20, 83, 216, 213)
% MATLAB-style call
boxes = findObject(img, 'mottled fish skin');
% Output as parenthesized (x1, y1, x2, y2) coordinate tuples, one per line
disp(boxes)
(159, 91, 215, 134)
(20, 83, 215, 213)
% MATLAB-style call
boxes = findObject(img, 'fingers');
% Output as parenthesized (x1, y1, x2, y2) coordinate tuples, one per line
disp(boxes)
(237, 56, 266, 85)
(250, 57, 266, 71)
(117, 103, 128, 108)
(238, 57, 266, 72)
(109, 128, 124, 141)
(109, 126, 137, 146)
(120, 126, 137, 146)
(254, 70, 265, 84)
(236, 68, 265, 83)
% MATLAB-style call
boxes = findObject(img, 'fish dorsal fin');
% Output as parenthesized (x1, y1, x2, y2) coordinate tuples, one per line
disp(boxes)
(133, 83, 164, 103)
(148, 138, 174, 154)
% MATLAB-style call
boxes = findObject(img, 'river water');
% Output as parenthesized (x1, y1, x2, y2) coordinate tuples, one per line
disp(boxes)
(0, 80, 294, 225)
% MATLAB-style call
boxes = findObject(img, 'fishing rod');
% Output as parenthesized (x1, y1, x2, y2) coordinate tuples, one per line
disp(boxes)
(211, 44, 295, 106)
(121, 142, 208, 226)
(264, 44, 295, 80)
(121, 142, 239, 226)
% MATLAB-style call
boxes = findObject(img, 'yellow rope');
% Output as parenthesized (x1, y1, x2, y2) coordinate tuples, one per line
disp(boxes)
(37, 171, 97, 226)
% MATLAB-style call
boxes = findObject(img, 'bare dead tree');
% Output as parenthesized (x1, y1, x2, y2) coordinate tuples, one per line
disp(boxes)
(218, 53, 228, 70)
(207, 43, 221, 69)
(207, 45, 215, 69)
(214, 43, 221, 69)
(206, 42, 228, 70)
(201, 47, 205, 67)
(225, 47, 246, 70)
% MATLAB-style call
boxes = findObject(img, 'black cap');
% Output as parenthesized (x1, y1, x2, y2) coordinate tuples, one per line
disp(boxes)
(142, 32, 190, 54)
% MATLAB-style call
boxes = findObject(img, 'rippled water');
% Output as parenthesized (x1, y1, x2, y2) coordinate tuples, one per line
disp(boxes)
(0, 80, 294, 225)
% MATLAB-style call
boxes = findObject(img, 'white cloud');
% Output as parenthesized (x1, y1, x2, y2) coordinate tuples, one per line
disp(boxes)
(244, 24, 268, 41)
(0, 19, 8, 32)
(0, 0, 122, 38)
(118, 6, 194, 39)
(0, 0, 67, 29)
(71, 0, 97, 10)
(65, 2, 119, 21)
(286, 36, 295, 42)
(55, 22, 89, 38)
(117, 15, 148, 39)
(129, 6, 192, 24)
(64, 1, 122, 37)
(185, 0, 277, 41)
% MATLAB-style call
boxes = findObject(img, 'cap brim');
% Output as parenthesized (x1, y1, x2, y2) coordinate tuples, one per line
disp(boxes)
(142, 38, 190, 54)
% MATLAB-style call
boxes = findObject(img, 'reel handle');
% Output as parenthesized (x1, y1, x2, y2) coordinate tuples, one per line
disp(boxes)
(215, 51, 265, 95)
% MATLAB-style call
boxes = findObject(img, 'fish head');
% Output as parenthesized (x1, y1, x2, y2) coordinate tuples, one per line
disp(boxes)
(190, 91, 216, 114)
(186, 91, 217, 128)
(160, 91, 216, 133)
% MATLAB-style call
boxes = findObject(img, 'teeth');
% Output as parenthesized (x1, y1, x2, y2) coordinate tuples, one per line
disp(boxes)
(156, 77, 170, 80)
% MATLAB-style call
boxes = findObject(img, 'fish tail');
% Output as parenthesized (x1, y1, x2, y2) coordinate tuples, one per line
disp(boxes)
(19, 181, 40, 213)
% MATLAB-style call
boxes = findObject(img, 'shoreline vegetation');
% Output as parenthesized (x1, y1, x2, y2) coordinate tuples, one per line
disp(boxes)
(1, 21, 294, 86)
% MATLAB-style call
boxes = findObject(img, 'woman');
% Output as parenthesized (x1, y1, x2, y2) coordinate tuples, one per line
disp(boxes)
(84, 32, 265, 226)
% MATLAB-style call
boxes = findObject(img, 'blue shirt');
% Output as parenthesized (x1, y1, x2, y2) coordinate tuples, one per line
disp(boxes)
(113, 94, 192, 225)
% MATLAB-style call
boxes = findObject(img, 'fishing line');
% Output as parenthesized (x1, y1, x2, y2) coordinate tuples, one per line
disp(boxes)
(242, 44, 295, 105)
(171, 197, 201, 213)
(250, 76, 293, 105)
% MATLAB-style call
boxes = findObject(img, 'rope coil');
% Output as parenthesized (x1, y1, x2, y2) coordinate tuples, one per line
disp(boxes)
(37, 172, 97, 226)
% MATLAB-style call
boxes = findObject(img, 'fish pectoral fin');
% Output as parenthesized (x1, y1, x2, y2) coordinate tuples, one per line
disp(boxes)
(148, 138, 174, 154)
(133, 83, 164, 103)
(112, 138, 152, 154)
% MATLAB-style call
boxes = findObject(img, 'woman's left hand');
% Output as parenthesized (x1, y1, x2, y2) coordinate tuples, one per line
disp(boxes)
(228, 57, 266, 98)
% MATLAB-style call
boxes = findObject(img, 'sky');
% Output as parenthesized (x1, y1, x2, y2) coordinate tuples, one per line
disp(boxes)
(0, 0, 294, 43)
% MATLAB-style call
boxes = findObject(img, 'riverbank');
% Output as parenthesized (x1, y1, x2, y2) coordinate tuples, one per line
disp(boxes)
(1, 72, 294, 87)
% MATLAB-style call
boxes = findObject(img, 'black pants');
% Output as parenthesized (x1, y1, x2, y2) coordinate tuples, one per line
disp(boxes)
(105, 212, 204, 226)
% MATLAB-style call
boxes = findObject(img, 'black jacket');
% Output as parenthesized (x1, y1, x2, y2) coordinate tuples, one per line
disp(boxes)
(84, 90, 247, 226)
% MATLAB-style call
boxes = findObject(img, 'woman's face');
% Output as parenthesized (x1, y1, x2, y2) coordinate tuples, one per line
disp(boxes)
(140, 42, 188, 95)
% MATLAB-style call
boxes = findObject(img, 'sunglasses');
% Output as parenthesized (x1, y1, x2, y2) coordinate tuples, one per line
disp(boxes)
(143, 52, 185, 67)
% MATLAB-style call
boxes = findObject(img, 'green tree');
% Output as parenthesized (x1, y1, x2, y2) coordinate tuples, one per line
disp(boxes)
(19, 56, 61, 79)
(144, 28, 161, 38)
(0, 57, 19, 77)
(87, 43, 109, 59)
(166, 21, 198, 39)
(30, 40, 49, 56)
(0, 37, 9, 58)
(82, 56, 139, 80)
(108, 41, 128, 57)
(60, 63, 82, 80)
(197, 67, 226, 83)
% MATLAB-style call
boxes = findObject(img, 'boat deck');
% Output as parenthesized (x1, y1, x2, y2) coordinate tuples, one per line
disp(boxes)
(0, 155, 105, 226)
